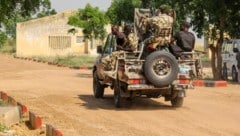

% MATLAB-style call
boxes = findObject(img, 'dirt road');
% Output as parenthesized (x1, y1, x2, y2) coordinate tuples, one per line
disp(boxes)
(0, 54, 240, 136)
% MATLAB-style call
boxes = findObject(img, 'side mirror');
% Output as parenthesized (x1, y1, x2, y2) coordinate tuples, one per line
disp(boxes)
(97, 45, 103, 54)
(233, 47, 239, 53)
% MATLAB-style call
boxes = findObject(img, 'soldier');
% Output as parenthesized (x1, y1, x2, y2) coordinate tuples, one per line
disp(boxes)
(111, 25, 127, 51)
(141, 6, 174, 58)
(144, 6, 174, 48)
(170, 22, 195, 58)
(102, 25, 128, 71)
(123, 25, 138, 52)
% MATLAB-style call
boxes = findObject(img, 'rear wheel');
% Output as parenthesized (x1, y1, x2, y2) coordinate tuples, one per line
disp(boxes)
(171, 97, 184, 107)
(114, 78, 124, 108)
(93, 71, 104, 98)
(222, 66, 228, 80)
(232, 66, 238, 82)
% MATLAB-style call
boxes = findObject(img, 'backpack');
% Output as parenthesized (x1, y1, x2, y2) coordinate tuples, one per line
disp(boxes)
(176, 31, 195, 51)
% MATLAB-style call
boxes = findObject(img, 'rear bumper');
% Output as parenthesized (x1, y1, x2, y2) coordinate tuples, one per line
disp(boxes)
(127, 84, 170, 91)
(127, 80, 192, 91)
(172, 80, 193, 89)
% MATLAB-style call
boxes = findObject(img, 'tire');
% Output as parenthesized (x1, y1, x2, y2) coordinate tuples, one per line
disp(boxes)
(114, 78, 123, 108)
(232, 66, 238, 82)
(93, 71, 104, 98)
(144, 51, 179, 87)
(171, 97, 184, 107)
(222, 66, 228, 80)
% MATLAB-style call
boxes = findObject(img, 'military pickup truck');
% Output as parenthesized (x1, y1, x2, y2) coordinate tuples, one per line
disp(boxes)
(92, 37, 201, 108)
(92, 8, 201, 108)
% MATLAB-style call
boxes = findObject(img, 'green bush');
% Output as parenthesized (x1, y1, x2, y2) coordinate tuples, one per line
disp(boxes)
(0, 39, 16, 54)
(0, 32, 7, 48)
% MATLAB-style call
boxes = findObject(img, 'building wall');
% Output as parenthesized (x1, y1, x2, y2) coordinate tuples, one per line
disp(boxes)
(16, 10, 90, 57)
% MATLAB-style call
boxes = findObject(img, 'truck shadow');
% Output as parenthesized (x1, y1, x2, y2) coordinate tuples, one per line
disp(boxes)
(78, 95, 176, 111)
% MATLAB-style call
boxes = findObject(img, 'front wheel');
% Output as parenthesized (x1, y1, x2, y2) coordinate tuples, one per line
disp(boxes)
(222, 66, 228, 80)
(232, 67, 238, 82)
(93, 71, 104, 98)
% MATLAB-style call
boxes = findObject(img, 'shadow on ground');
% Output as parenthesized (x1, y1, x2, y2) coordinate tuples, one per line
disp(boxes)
(77, 94, 175, 111)
(227, 81, 240, 85)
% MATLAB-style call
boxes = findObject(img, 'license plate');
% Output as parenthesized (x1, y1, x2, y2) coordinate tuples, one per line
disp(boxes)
(179, 65, 190, 74)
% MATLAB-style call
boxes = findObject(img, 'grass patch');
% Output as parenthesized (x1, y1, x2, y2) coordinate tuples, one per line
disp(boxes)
(201, 56, 211, 62)
(38, 55, 97, 67)
(0, 99, 4, 106)
(0, 124, 8, 132)
(0, 39, 16, 55)
(0, 99, 9, 106)
(0, 45, 16, 54)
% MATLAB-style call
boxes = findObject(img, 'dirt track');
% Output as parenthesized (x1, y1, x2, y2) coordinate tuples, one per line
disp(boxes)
(0, 54, 240, 136)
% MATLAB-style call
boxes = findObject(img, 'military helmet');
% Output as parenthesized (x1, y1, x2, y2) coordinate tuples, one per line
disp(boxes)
(159, 5, 172, 14)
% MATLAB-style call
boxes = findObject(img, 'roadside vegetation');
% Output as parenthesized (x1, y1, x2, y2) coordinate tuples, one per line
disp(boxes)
(36, 55, 97, 67)
(0, 124, 8, 133)
(0, 0, 56, 55)
(0, 39, 16, 54)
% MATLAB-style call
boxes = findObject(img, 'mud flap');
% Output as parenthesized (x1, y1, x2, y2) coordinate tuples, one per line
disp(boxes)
(178, 89, 186, 97)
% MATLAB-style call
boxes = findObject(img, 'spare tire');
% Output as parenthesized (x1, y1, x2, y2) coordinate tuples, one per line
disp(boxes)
(144, 51, 179, 87)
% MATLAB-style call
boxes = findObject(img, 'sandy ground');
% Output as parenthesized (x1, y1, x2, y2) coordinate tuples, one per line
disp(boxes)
(0, 54, 240, 136)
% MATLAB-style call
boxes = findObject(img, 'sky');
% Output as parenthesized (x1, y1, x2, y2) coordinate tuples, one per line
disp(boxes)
(50, 0, 112, 12)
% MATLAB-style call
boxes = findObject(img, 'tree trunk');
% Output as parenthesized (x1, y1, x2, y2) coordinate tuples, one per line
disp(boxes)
(215, 38, 223, 80)
(209, 44, 217, 78)
(212, 18, 224, 80)
(91, 38, 93, 49)
(210, 38, 223, 80)
(214, 18, 225, 80)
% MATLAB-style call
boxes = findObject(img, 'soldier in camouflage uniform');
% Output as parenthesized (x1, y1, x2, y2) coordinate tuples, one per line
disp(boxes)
(144, 6, 174, 48)
(102, 25, 128, 71)
(140, 6, 174, 58)
(123, 25, 138, 52)
(108, 25, 139, 71)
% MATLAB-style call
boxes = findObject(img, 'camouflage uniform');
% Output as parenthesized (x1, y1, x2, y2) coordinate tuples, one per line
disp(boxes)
(123, 33, 138, 52)
(144, 13, 173, 48)
(101, 34, 116, 70)
(102, 33, 126, 71)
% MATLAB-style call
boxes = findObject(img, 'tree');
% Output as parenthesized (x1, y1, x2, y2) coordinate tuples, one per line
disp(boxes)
(0, 0, 51, 25)
(106, 0, 142, 24)
(188, 0, 240, 79)
(0, 0, 56, 39)
(0, 32, 7, 47)
(68, 4, 108, 48)
(36, 0, 57, 18)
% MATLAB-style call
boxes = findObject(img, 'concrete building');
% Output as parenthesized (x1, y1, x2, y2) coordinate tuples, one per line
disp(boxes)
(16, 10, 103, 57)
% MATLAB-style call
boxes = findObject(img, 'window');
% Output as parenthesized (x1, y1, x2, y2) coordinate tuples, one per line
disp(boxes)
(103, 34, 116, 55)
(49, 36, 71, 49)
